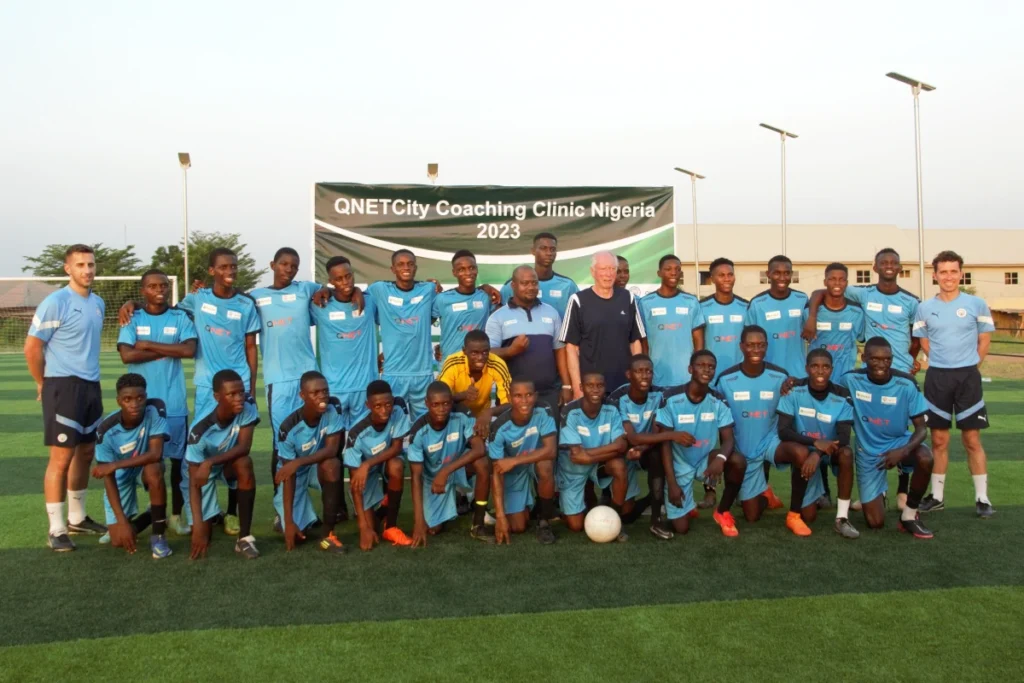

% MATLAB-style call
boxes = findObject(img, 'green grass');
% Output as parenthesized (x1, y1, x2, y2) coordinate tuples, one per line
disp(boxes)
(1, 352, 1022, 682)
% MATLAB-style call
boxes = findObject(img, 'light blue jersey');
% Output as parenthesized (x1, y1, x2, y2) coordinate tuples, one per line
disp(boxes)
(715, 363, 788, 461)
(432, 288, 492, 362)
(500, 272, 578, 318)
(28, 286, 105, 381)
(488, 405, 557, 515)
(809, 301, 865, 380)
(845, 285, 919, 373)
(655, 386, 734, 518)
(342, 398, 410, 510)
(177, 289, 260, 390)
(368, 281, 437, 376)
(250, 281, 321, 385)
(273, 400, 345, 531)
(95, 401, 169, 524)
(183, 399, 260, 524)
(117, 307, 197, 417)
(408, 410, 478, 527)
(913, 293, 995, 368)
(638, 291, 706, 386)
(557, 401, 626, 515)
(608, 383, 665, 500)
(699, 295, 748, 381)
(745, 289, 809, 378)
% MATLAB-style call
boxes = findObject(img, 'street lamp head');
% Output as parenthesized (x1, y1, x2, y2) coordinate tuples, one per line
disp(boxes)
(178, 153, 191, 169)
(673, 167, 706, 180)
(759, 123, 798, 139)
(426, 163, 438, 181)
(886, 72, 936, 91)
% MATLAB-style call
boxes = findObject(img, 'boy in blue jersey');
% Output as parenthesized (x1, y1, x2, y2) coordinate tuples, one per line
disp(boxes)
(184, 370, 261, 559)
(558, 373, 629, 539)
(638, 254, 706, 386)
(91, 374, 172, 558)
(117, 269, 197, 536)
(607, 354, 670, 538)
(715, 326, 812, 534)
(433, 250, 494, 362)
(499, 232, 578, 318)
(343, 380, 414, 550)
(656, 350, 746, 537)
(408, 382, 493, 545)
(914, 250, 996, 518)
(273, 371, 347, 554)
(490, 379, 559, 545)
(26, 244, 108, 550)
(777, 349, 859, 539)
(842, 337, 934, 538)
(698, 257, 749, 511)
(745, 255, 808, 378)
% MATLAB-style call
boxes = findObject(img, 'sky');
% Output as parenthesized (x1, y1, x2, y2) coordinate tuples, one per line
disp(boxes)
(1, 0, 1022, 283)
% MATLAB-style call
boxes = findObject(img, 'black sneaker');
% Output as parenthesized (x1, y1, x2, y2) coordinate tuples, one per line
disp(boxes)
(47, 533, 75, 552)
(67, 516, 106, 535)
(470, 524, 495, 544)
(898, 515, 934, 539)
(649, 523, 674, 541)
(456, 495, 471, 516)
(976, 501, 996, 519)
(535, 520, 556, 545)
(917, 494, 944, 512)
(234, 535, 261, 559)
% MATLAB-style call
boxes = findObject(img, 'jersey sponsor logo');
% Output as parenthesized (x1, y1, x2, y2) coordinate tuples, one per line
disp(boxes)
(136, 326, 151, 335)
(679, 414, 696, 424)
(302, 440, 316, 452)
(201, 303, 218, 315)
(760, 391, 774, 400)
(427, 441, 443, 453)
(650, 307, 667, 316)
(410, 295, 424, 304)
(855, 390, 872, 402)
(956, 308, 967, 318)
(542, 317, 554, 324)
(473, 300, 485, 310)
(204, 325, 231, 337)
(598, 424, 611, 434)
(510, 436, 525, 448)
(838, 322, 853, 331)
(227, 310, 242, 321)
(657, 323, 683, 331)
(887, 304, 902, 314)
(730, 315, 744, 323)
(549, 290, 563, 298)
(881, 395, 898, 405)
(643, 410, 653, 420)
(451, 302, 469, 312)
(352, 310, 364, 318)
(628, 412, 641, 423)
(789, 309, 802, 318)
(266, 316, 292, 328)
(817, 412, 833, 423)
(371, 442, 386, 455)
(393, 316, 421, 326)
(446, 431, 460, 443)
(773, 331, 797, 340)
(765, 310, 782, 321)
(119, 441, 138, 454)
(503, 319, 517, 326)
(329, 311, 346, 321)
(799, 407, 816, 417)
(282, 294, 297, 303)
(457, 324, 479, 333)
(707, 314, 724, 324)
(388, 296, 403, 306)
(336, 329, 363, 340)
(816, 322, 832, 331)
(733, 391, 750, 401)
(713, 335, 737, 343)
(741, 410, 771, 419)
(676, 307, 689, 315)
(700, 412, 715, 422)
(525, 426, 538, 437)
(163, 326, 178, 336)
(576, 425, 591, 436)
(866, 302, 883, 312)
(256, 297, 272, 307)
(821, 343, 845, 353)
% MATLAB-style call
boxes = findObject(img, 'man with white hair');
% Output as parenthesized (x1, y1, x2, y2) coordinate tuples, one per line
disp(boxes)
(559, 252, 646, 399)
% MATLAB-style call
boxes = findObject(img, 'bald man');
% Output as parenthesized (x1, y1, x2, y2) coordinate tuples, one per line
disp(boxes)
(559, 252, 646, 399)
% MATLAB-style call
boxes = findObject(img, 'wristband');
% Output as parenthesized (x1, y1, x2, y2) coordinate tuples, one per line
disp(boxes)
(561, 385, 572, 390)
(715, 453, 727, 462)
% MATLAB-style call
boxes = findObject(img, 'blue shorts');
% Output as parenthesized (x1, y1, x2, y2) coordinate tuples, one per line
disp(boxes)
(181, 461, 234, 525)
(357, 462, 388, 512)
(665, 460, 700, 520)
(626, 459, 643, 501)
(499, 461, 537, 516)
(383, 373, 432, 420)
(555, 452, 604, 516)
(272, 461, 319, 531)
(856, 441, 922, 505)
(164, 416, 188, 460)
(421, 468, 470, 528)
(267, 380, 303, 441)
(102, 466, 143, 525)
(335, 390, 369, 430)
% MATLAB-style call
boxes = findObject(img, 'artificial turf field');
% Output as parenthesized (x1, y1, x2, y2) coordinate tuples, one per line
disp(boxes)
(0, 353, 1022, 682)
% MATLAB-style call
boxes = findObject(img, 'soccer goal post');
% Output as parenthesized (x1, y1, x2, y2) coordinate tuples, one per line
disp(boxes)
(0, 276, 178, 353)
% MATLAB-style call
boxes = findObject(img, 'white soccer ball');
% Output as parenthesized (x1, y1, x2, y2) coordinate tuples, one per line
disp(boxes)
(584, 505, 622, 543)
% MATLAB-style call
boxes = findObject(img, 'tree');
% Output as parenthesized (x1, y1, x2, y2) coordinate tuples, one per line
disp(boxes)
(22, 243, 143, 277)
(150, 231, 267, 296)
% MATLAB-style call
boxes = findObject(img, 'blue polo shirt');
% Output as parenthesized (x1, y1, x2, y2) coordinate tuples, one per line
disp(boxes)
(913, 293, 996, 368)
(485, 299, 564, 393)
(28, 286, 105, 381)
(500, 272, 578, 318)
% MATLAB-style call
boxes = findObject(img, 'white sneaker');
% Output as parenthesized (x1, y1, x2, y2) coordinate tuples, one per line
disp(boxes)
(168, 514, 191, 536)
(484, 511, 496, 527)
(851, 500, 863, 512)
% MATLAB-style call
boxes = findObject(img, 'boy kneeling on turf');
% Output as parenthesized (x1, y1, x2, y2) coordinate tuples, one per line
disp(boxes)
(92, 373, 172, 558)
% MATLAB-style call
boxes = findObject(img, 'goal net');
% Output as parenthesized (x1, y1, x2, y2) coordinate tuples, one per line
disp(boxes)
(0, 276, 178, 353)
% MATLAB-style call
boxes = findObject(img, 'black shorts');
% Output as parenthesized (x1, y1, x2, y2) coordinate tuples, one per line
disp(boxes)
(42, 377, 104, 447)
(923, 366, 989, 431)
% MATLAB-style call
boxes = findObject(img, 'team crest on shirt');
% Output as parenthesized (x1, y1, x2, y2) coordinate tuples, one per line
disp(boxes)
(956, 308, 967, 318)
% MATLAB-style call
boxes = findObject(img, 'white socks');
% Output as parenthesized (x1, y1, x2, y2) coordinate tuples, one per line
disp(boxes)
(67, 489, 87, 525)
(973, 474, 990, 504)
(837, 499, 851, 519)
(929, 474, 946, 502)
(901, 504, 919, 522)
(46, 502, 66, 535)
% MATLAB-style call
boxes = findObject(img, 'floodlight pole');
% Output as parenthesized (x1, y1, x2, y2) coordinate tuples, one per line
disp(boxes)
(178, 153, 191, 294)
(760, 124, 798, 255)
(674, 168, 705, 296)
(887, 72, 936, 298)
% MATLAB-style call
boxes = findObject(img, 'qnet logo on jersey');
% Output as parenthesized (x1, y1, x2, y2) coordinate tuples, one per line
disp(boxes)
(336, 329, 363, 341)
(393, 316, 420, 326)
(266, 316, 293, 328)
(205, 325, 231, 337)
